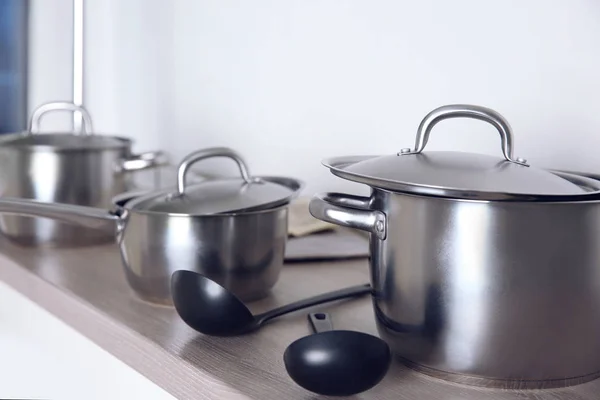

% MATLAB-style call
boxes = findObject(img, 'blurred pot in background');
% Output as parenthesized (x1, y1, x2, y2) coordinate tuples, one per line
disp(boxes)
(0, 101, 167, 247)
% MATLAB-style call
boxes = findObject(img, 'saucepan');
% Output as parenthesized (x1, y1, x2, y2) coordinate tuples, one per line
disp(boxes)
(0, 101, 167, 247)
(309, 104, 600, 388)
(0, 147, 303, 305)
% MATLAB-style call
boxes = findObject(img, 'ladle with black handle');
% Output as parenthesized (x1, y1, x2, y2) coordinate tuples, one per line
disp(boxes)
(284, 312, 392, 396)
(171, 270, 372, 336)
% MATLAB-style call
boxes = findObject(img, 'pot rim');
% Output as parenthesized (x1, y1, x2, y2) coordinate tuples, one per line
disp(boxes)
(322, 105, 600, 201)
(371, 185, 600, 205)
(113, 175, 304, 217)
(122, 198, 292, 217)
(325, 154, 600, 203)
(0, 132, 133, 152)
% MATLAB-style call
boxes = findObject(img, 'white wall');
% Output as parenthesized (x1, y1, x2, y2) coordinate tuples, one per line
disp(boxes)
(84, 0, 173, 152)
(28, 0, 73, 130)
(28, 0, 171, 154)
(29, 0, 600, 195)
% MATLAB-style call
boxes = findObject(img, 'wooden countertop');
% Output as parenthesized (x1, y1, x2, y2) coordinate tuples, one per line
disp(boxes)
(0, 235, 598, 400)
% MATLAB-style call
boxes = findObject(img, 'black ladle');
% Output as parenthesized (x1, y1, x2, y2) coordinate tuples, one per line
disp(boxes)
(171, 270, 372, 336)
(284, 312, 392, 397)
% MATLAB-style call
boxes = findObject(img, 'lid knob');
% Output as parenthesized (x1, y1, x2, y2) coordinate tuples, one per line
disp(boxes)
(28, 102, 94, 136)
(176, 147, 261, 196)
(399, 104, 529, 167)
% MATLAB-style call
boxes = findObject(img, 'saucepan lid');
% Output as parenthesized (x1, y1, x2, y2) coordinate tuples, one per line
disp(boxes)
(0, 102, 128, 151)
(126, 147, 303, 215)
(322, 104, 599, 201)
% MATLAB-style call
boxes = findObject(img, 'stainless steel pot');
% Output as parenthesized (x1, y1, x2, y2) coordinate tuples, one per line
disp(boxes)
(0, 147, 303, 305)
(0, 102, 167, 247)
(309, 104, 600, 388)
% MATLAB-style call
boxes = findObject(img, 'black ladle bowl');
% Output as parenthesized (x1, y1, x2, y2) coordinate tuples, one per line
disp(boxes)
(171, 270, 372, 336)
(284, 312, 392, 396)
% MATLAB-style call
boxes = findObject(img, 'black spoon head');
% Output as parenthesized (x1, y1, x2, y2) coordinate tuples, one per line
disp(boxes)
(283, 330, 392, 396)
(171, 270, 256, 336)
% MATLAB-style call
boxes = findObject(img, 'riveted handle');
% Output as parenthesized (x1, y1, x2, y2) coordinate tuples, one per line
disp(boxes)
(28, 101, 94, 135)
(119, 151, 169, 172)
(176, 147, 259, 195)
(400, 104, 529, 167)
(309, 192, 386, 240)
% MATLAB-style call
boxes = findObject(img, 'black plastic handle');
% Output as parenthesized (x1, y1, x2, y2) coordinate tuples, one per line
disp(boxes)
(256, 283, 372, 325)
(309, 312, 334, 333)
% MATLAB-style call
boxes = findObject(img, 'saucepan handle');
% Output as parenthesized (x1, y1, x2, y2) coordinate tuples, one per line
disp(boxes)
(119, 151, 170, 172)
(28, 101, 94, 135)
(308, 192, 386, 240)
(0, 197, 120, 231)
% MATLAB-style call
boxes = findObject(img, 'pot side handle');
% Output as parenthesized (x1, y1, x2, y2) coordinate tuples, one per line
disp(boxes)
(308, 193, 386, 240)
(119, 151, 170, 172)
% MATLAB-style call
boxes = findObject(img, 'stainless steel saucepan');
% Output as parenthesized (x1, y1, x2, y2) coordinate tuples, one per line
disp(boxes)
(0, 147, 303, 305)
(309, 104, 600, 388)
(0, 101, 167, 247)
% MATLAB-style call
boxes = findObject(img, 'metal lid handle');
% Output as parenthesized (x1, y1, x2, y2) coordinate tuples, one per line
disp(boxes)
(400, 104, 529, 166)
(177, 147, 258, 195)
(28, 101, 94, 135)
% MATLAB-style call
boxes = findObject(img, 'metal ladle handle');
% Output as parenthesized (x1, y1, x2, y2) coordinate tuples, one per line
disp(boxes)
(399, 104, 529, 166)
(177, 147, 257, 195)
(28, 101, 94, 135)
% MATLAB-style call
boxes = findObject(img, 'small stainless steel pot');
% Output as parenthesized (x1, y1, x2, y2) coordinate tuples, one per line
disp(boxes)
(0, 102, 167, 247)
(309, 104, 600, 388)
(0, 147, 303, 305)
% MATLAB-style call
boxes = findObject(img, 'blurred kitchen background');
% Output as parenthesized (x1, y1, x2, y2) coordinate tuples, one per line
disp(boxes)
(3, 0, 600, 195)
(0, 0, 27, 133)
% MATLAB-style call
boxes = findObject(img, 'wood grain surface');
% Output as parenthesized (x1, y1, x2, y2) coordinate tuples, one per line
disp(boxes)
(0, 236, 598, 399)
(284, 228, 369, 261)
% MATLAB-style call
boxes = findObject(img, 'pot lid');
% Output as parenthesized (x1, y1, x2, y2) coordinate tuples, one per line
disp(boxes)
(0, 133, 128, 151)
(0, 101, 129, 150)
(126, 147, 303, 215)
(323, 105, 597, 201)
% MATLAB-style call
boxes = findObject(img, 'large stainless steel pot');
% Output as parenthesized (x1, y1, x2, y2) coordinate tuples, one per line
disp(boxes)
(0, 147, 303, 305)
(0, 102, 167, 247)
(309, 104, 600, 388)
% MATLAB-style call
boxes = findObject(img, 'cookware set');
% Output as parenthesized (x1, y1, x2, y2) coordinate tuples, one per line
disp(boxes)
(0, 102, 167, 247)
(2, 101, 599, 394)
(0, 144, 303, 304)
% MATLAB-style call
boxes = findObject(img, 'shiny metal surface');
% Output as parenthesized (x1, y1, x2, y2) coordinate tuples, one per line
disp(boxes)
(0, 197, 120, 231)
(0, 196, 288, 304)
(119, 151, 169, 172)
(309, 190, 600, 386)
(176, 147, 256, 194)
(323, 105, 597, 201)
(29, 102, 93, 134)
(0, 146, 130, 246)
(328, 152, 589, 200)
(174, 147, 301, 212)
(133, 147, 303, 215)
(0, 102, 166, 247)
(400, 104, 528, 166)
(118, 205, 287, 304)
(309, 192, 386, 240)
